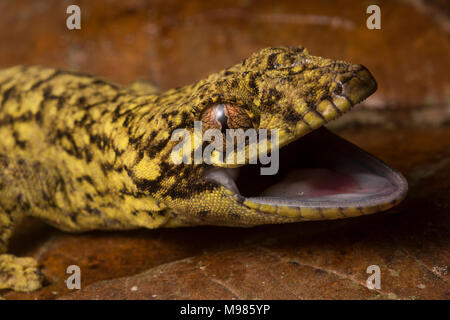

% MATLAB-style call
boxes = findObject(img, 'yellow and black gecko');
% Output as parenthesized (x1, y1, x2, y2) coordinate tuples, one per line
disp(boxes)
(0, 47, 407, 292)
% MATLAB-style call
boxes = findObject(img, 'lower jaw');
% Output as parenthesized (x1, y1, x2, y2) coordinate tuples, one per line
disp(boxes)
(242, 195, 405, 221)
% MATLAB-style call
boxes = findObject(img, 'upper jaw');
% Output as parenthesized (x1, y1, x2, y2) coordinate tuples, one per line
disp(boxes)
(271, 64, 378, 152)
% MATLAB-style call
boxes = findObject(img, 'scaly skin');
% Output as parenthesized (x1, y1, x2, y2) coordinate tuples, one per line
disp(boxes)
(0, 47, 384, 291)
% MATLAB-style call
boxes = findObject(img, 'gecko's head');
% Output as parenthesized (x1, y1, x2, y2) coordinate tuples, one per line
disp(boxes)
(137, 47, 407, 227)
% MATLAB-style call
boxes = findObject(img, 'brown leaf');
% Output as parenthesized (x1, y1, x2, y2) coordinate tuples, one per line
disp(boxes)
(1, 0, 449, 300)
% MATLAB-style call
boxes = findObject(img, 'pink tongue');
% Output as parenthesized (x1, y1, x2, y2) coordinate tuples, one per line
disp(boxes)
(261, 168, 359, 197)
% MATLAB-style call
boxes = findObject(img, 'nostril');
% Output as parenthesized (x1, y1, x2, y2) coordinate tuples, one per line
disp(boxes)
(334, 82, 343, 95)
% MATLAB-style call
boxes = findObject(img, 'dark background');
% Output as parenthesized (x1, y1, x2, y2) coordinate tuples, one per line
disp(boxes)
(0, 0, 449, 299)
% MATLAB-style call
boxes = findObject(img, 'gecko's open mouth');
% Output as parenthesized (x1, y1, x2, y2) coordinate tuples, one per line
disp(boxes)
(204, 126, 408, 216)
(202, 63, 408, 218)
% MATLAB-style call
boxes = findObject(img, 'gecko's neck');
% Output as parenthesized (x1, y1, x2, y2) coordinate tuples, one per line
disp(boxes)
(102, 84, 196, 172)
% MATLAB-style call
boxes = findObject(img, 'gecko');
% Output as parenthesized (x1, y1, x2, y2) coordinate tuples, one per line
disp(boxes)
(0, 46, 408, 292)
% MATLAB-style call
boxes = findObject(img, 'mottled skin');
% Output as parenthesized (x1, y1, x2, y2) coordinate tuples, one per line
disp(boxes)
(0, 47, 383, 292)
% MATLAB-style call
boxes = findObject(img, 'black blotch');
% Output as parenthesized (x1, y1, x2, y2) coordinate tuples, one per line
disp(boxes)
(198, 210, 208, 217)
(146, 139, 167, 157)
(12, 131, 27, 149)
(266, 53, 278, 70)
(135, 150, 144, 164)
(29, 70, 61, 90)
(100, 162, 114, 175)
(282, 109, 305, 125)
(262, 88, 282, 107)
(1, 86, 15, 107)
(247, 73, 257, 91)
(84, 205, 101, 215)
(306, 100, 326, 121)
(35, 110, 42, 124)
(229, 212, 240, 219)
(77, 175, 95, 185)
(128, 133, 145, 146)
(181, 111, 191, 124)
(145, 210, 154, 218)
(77, 96, 87, 105)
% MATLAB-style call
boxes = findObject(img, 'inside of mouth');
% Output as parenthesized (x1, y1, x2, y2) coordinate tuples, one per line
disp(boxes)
(205, 127, 406, 207)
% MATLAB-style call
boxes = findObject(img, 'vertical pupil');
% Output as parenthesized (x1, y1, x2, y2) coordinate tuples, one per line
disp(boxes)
(215, 104, 229, 134)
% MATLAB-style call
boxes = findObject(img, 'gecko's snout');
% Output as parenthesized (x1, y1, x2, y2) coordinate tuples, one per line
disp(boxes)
(339, 64, 377, 105)
(327, 64, 377, 116)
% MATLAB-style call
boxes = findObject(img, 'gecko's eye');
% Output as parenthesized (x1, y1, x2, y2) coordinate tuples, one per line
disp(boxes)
(201, 104, 253, 133)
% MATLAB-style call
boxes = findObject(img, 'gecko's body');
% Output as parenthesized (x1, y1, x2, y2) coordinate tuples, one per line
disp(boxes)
(0, 47, 407, 291)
